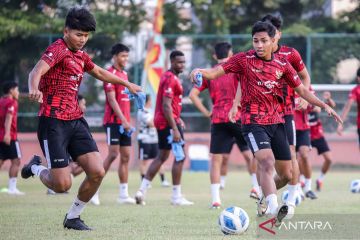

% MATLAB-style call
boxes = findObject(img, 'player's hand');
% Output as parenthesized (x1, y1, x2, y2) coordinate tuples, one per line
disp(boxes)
(296, 98, 308, 110)
(324, 104, 343, 124)
(336, 124, 343, 136)
(190, 69, 201, 84)
(3, 134, 11, 145)
(206, 111, 212, 118)
(323, 91, 331, 100)
(29, 89, 43, 103)
(127, 83, 142, 94)
(122, 121, 132, 132)
(228, 105, 238, 123)
(179, 118, 186, 130)
(172, 128, 181, 142)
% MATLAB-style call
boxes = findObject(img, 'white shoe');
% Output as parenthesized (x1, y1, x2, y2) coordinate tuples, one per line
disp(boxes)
(285, 204, 295, 219)
(257, 196, 267, 217)
(90, 193, 100, 206)
(117, 196, 136, 205)
(134, 190, 146, 205)
(171, 196, 194, 206)
(161, 180, 170, 187)
(8, 188, 25, 195)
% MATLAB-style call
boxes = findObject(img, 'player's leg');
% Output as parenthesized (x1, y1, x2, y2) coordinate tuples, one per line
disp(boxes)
(210, 153, 223, 207)
(159, 164, 170, 187)
(220, 153, 229, 190)
(117, 144, 135, 204)
(5, 140, 24, 195)
(103, 124, 120, 172)
(313, 137, 332, 191)
(70, 162, 84, 177)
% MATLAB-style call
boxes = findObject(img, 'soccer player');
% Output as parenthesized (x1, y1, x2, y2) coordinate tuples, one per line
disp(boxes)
(101, 43, 136, 205)
(337, 67, 360, 151)
(21, 7, 141, 230)
(308, 91, 335, 191)
(0, 82, 24, 195)
(135, 50, 194, 206)
(190, 21, 341, 222)
(189, 42, 259, 208)
(137, 94, 170, 187)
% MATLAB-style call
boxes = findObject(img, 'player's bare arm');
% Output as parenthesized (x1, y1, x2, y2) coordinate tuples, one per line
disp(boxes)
(229, 82, 242, 123)
(294, 84, 342, 124)
(189, 88, 211, 118)
(106, 90, 131, 131)
(296, 67, 311, 110)
(162, 96, 181, 142)
(89, 65, 141, 94)
(323, 91, 336, 108)
(190, 65, 225, 84)
(3, 112, 12, 145)
(28, 60, 50, 103)
(337, 98, 354, 135)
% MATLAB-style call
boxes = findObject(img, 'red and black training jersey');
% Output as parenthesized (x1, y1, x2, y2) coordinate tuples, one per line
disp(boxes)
(154, 70, 183, 130)
(0, 97, 18, 140)
(195, 65, 241, 124)
(349, 85, 360, 129)
(39, 38, 95, 120)
(222, 51, 301, 125)
(103, 66, 131, 125)
(308, 110, 324, 140)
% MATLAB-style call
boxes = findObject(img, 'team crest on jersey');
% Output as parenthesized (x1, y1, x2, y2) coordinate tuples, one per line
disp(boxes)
(165, 87, 172, 93)
(275, 70, 283, 79)
(8, 106, 14, 112)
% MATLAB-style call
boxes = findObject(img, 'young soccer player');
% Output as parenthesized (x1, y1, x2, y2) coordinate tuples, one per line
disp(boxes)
(337, 67, 360, 151)
(308, 91, 335, 191)
(0, 82, 24, 195)
(189, 42, 259, 208)
(100, 43, 136, 205)
(21, 7, 141, 230)
(191, 21, 341, 222)
(135, 50, 194, 206)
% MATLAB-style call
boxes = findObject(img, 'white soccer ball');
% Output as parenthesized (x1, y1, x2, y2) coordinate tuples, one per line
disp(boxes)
(218, 206, 250, 235)
(281, 190, 302, 206)
(350, 179, 360, 193)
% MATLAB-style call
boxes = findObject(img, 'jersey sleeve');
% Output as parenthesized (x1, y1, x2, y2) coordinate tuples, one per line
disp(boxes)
(162, 76, 177, 99)
(349, 87, 358, 100)
(103, 82, 115, 92)
(221, 52, 246, 75)
(83, 52, 95, 72)
(40, 43, 67, 67)
(288, 48, 305, 72)
(283, 63, 302, 89)
(5, 101, 15, 116)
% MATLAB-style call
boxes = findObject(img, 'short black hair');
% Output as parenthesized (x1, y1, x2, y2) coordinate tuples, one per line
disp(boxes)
(78, 94, 84, 102)
(252, 21, 276, 38)
(111, 43, 130, 56)
(170, 50, 184, 61)
(214, 42, 232, 60)
(357, 67, 360, 77)
(145, 94, 151, 103)
(65, 7, 96, 32)
(2, 82, 18, 94)
(261, 14, 283, 30)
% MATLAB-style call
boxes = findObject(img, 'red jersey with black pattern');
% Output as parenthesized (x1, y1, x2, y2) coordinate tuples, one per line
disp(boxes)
(195, 66, 241, 123)
(221, 51, 301, 125)
(308, 110, 324, 140)
(103, 66, 131, 125)
(154, 70, 183, 130)
(39, 38, 95, 120)
(0, 97, 18, 140)
(349, 85, 360, 128)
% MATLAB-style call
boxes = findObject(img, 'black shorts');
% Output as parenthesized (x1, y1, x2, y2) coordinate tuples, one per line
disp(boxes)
(157, 125, 184, 150)
(295, 130, 311, 152)
(311, 137, 330, 155)
(138, 141, 158, 160)
(242, 123, 291, 160)
(0, 140, 21, 160)
(210, 121, 249, 154)
(104, 123, 132, 146)
(284, 115, 296, 146)
(37, 117, 98, 169)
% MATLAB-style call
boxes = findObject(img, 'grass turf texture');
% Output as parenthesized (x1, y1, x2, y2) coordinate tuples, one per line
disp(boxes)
(0, 170, 359, 240)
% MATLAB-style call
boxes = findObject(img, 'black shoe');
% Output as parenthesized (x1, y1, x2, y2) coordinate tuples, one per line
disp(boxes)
(305, 190, 318, 200)
(63, 214, 92, 231)
(21, 155, 42, 179)
(274, 205, 288, 227)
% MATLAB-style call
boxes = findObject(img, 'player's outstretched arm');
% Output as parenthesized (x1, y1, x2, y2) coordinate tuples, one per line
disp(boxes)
(294, 84, 343, 124)
(28, 60, 50, 103)
(189, 88, 211, 118)
(190, 66, 225, 84)
(337, 98, 354, 135)
(89, 65, 141, 94)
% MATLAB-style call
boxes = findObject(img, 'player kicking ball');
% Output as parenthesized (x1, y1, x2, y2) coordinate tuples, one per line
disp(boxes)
(190, 21, 342, 223)
(21, 7, 141, 231)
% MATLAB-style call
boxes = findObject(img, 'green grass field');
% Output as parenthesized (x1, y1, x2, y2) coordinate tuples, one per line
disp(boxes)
(0, 170, 359, 240)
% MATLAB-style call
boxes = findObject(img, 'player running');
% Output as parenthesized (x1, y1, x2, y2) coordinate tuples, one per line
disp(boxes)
(135, 50, 193, 206)
(190, 21, 342, 223)
(0, 82, 24, 195)
(189, 42, 259, 208)
(21, 7, 141, 230)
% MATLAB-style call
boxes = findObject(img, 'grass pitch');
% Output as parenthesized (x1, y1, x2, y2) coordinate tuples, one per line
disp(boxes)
(0, 170, 359, 240)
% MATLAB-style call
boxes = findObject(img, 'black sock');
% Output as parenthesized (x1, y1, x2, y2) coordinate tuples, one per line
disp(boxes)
(160, 173, 165, 182)
(141, 174, 145, 180)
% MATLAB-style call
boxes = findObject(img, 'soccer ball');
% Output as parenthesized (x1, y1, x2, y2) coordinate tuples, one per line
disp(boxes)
(350, 179, 360, 193)
(218, 206, 250, 235)
(281, 190, 302, 206)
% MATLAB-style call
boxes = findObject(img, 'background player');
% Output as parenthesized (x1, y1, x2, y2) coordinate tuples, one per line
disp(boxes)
(189, 42, 259, 208)
(137, 94, 170, 187)
(135, 50, 194, 206)
(0, 82, 24, 195)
